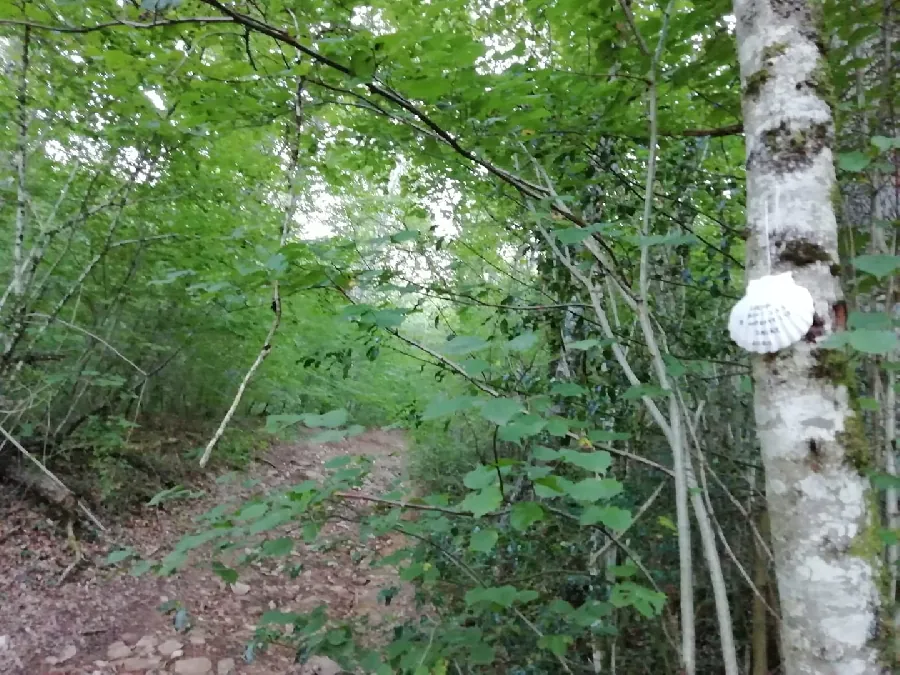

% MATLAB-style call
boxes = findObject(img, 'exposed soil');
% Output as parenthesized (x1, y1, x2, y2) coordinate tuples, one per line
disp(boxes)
(0, 430, 415, 675)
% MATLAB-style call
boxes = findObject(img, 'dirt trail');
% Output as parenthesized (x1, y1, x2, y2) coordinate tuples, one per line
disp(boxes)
(0, 430, 414, 675)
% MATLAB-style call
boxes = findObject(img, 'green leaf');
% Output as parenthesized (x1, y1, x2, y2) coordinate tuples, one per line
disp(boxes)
(858, 397, 879, 411)
(532, 445, 561, 461)
(248, 508, 296, 535)
(130, 559, 154, 577)
(468, 642, 496, 665)
(498, 415, 546, 442)
(559, 450, 613, 474)
(510, 502, 544, 531)
(567, 339, 605, 350)
(848, 311, 893, 330)
(304, 408, 348, 428)
(469, 528, 499, 552)
(212, 561, 238, 584)
(581, 505, 633, 530)
(106, 548, 134, 564)
(545, 418, 570, 436)
(465, 585, 518, 608)
(444, 335, 490, 355)
(259, 610, 299, 626)
(663, 354, 687, 378)
(870, 135, 899, 152)
(550, 382, 586, 397)
(478, 397, 524, 425)
(463, 464, 497, 490)
(610, 582, 667, 618)
(422, 395, 476, 420)
(460, 358, 491, 375)
(459, 486, 503, 517)
(538, 634, 573, 657)
(837, 151, 871, 172)
(622, 384, 667, 400)
(261, 537, 294, 556)
(265, 414, 307, 433)
(851, 254, 900, 279)
(533, 476, 565, 498)
(236, 502, 269, 521)
(506, 332, 538, 351)
(389, 229, 420, 243)
(587, 429, 632, 442)
(565, 477, 622, 502)
(848, 329, 899, 355)
(658, 515, 677, 532)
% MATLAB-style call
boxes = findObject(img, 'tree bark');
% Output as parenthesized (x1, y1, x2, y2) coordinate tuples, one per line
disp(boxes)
(733, 1, 886, 673)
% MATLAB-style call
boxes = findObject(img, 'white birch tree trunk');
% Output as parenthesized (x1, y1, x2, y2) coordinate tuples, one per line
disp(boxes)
(732, 1, 887, 673)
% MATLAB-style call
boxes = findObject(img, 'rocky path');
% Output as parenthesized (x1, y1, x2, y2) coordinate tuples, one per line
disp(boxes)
(0, 430, 414, 675)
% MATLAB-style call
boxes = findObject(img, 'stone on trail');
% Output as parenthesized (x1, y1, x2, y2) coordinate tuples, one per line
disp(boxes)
(298, 655, 343, 675)
(230, 581, 251, 596)
(173, 656, 213, 674)
(158, 638, 184, 656)
(107, 641, 133, 660)
(217, 657, 236, 675)
(121, 655, 163, 670)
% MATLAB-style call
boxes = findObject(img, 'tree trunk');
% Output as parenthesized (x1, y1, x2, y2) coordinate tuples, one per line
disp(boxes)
(733, 1, 886, 673)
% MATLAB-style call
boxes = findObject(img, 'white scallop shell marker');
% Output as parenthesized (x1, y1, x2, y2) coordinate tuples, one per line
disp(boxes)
(728, 272, 815, 353)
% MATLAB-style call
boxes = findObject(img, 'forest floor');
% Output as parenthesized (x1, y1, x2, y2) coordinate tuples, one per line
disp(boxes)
(0, 429, 416, 675)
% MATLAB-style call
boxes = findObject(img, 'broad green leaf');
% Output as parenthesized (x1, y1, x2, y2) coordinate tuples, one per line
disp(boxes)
(106, 548, 134, 564)
(499, 415, 546, 442)
(459, 486, 503, 517)
(510, 502, 544, 531)
(559, 450, 613, 474)
(533, 476, 565, 498)
(538, 634, 573, 657)
(265, 414, 307, 433)
(581, 505, 633, 530)
(567, 339, 604, 350)
(422, 395, 477, 420)
(389, 229, 420, 243)
(838, 151, 871, 172)
(610, 582, 666, 618)
(212, 560, 238, 584)
(506, 332, 538, 351)
(848, 330, 899, 354)
(236, 502, 269, 521)
(304, 408, 348, 428)
(545, 418, 570, 436)
(532, 445, 561, 461)
(622, 384, 668, 400)
(848, 311, 893, 330)
(463, 464, 497, 490)
(261, 537, 294, 556)
(870, 135, 899, 152)
(469, 528, 499, 552)
(444, 335, 490, 355)
(478, 397, 524, 425)
(565, 477, 622, 502)
(465, 585, 518, 608)
(259, 610, 299, 625)
(851, 254, 900, 279)
(468, 642, 495, 666)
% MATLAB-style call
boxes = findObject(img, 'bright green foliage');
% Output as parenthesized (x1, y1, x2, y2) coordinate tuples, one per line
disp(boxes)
(1, 0, 897, 673)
